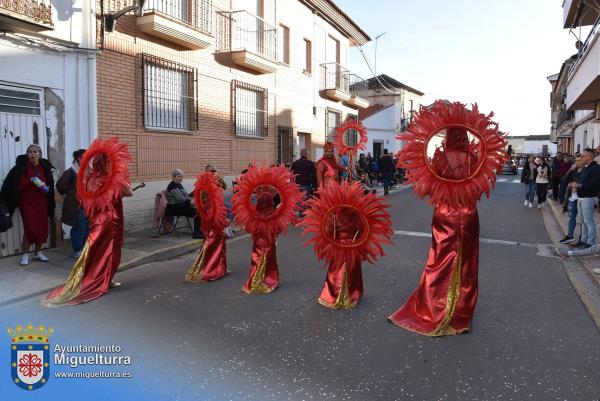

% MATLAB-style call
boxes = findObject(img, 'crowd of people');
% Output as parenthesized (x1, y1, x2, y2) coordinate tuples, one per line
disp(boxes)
(521, 149, 600, 253)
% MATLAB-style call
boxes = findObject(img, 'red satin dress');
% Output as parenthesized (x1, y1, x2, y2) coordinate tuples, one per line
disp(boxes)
(316, 157, 342, 187)
(184, 229, 228, 282)
(318, 261, 363, 309)
(242, 236, 279, 294)
(389, 147, 480, 335)
(18, 162, 48, 244)
(42, 199, 124, 307)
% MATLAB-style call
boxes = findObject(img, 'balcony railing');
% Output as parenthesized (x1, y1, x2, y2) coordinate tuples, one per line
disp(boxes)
(216, 10, 277, 61)
(556, 110, 574, 129)
(320, 63, 350, 93)
(0, 0, 53, 28)
(143, 0, 213, 34)
(568, 14, 600, 79)
(349, 74, 367, 99)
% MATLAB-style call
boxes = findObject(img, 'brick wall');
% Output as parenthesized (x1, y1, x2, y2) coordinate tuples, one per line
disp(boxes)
(96, 0, 363, 231)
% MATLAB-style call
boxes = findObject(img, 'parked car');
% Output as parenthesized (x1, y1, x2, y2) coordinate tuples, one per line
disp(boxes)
(501, 160, 518, 175)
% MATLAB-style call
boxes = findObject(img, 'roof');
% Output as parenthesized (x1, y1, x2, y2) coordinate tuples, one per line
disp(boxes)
(358, 104, 392, 120)
(507, 135, 551, 141)
(299, 0, 371, 46)
(366, 75, 424, 96)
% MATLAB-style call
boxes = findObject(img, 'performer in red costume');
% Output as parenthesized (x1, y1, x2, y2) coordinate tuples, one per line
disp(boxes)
(42, 138, 132, 307)
(388, 101, 507, 336)
(316, 142, 345, 188)
(232, 164, 302, 294)
(184, 172, 229, 283)
(301, 181, 392, 308)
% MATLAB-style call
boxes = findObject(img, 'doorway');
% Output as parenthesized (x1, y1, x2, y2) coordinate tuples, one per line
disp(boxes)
(373, 141, 383, 161)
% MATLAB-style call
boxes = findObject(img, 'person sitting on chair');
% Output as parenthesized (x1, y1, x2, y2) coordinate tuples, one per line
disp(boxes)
(166, 169, 202, 239)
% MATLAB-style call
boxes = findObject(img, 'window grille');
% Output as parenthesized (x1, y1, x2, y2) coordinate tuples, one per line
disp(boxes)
(0, 88, 41, 115)
(142, 54, 197, 131)
(232, 80, 268, 137)
(325, 109, 341, 142)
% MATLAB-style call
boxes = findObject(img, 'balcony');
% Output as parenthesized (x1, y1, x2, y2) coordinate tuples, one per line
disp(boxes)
(346, 74, 370, 109)
(319, 63, 351, 102)
(0, 0, 53, 33)
(137, 0, 214, 50)
(215, 10, 278, 74)
(563, 0, 598, 28)
(566, 15, 600, 110)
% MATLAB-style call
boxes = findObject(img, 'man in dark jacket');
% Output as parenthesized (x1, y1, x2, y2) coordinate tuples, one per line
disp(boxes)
(379, 148, 395, 196)
(550, 152, 563, 201)
(291, 148, 316, 197)
(570, 148, 600, 248)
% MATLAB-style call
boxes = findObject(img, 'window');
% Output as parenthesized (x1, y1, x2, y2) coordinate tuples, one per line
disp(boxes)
(0, 88, 41, 115)
(233, 80, 268, 137)
(325, 109, 341, 142)
(277, 126, 294, 165)
(279, 24, 290, 65)
(142, 54, 197, 131)
(303, 39, 312, 74)
(345, 115, 358, 147)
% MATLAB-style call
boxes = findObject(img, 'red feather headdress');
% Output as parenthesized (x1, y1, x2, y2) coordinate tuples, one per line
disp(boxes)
(231, 163, 303, 242)
(300, 181, 393, 269)
(398, 100, 507, 207)
(77, 137, 131, 219)
(334, 119, 368, 155)
(194, 172, 229, 236)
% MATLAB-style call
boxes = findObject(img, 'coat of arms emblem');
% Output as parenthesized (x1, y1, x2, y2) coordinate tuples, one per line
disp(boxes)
(8, 323, 53, 390)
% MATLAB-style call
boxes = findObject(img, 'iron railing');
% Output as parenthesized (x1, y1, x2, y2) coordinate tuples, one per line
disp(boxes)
(556, 110, 574, 129)
(216, 10, 277, 61)
(0, 0, 53, 26)
(348, 74, 368, 99)
(144, 0, 213, 34)
(568, 14, 600, 79)
(320, 62, 350, 93)
(141, 54, 198, 131)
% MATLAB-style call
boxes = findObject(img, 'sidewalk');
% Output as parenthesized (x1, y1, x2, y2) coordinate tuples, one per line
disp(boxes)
(0, 183, 407, 306)
(546, 197, 600, 287)
(0, 228, 205, 306)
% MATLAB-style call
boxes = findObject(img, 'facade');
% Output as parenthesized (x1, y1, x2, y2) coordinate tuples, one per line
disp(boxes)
(557, 1, 600, 154)
(358, 74, 424, 160)
(0, 0, 97, 256)
(506, 135, 557, 156)
(96, 0, 370, 231)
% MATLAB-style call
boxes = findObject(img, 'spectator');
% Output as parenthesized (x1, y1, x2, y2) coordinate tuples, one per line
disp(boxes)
(558, 154, 573, 203)
(56, 149, 88, 258)
(340, 153, 350, 180)
(570, 148, 600, 249)
(560, 154, 583, 244)
(550, 152, 563, 201)
(205, 164, 226, 190)
(370, 157, 380, 185)
(520, 156, 538, 208)
(0, 144, 55, 265)
(379, 149, 395, 196)
(291, 148, 316, 199)
(166, 169, 202, 239)
(358, 153, 369, 176)
(535, 157, 550, 209)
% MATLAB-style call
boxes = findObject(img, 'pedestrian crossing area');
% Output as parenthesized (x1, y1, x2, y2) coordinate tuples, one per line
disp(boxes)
(496, 177, 521, 183)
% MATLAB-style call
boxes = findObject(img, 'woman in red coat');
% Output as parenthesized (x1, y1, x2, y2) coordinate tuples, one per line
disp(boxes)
(0, 144, 55, 265)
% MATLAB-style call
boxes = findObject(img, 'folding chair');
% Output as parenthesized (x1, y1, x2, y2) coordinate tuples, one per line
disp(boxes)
(158, 207, 194, 237)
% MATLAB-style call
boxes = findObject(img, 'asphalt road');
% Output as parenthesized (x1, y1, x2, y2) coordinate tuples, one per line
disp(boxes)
(3, 178, 600, 401)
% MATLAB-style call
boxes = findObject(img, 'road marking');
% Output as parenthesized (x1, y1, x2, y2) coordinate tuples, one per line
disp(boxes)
(393, 230, 542, 248)
(496, 178, 521, 183)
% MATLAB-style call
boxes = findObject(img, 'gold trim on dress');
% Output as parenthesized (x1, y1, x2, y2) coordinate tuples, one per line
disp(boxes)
(41, 240, 91, 308)
(318, 263, 357, 309)
(242, 252, 275, 294)
(427, 244, 462, 337)
(184, 240, 207, 283)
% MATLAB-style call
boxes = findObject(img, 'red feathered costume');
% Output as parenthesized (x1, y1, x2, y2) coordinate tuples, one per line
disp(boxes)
(301, 181, 392, 308)
(316, 142, 344, 188)
(184, 172, 229, 283)
(42, 138, 131, 307)
(388, 101, 507, 335)
(232, 164, 302, 294)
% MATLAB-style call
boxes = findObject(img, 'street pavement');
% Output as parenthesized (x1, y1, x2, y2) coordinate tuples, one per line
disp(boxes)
(1, 180, 599, 401)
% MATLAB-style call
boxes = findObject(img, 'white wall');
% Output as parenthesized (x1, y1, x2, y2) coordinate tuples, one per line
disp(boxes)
(523, 140, 557, 155)
(361, 103, 402, 156)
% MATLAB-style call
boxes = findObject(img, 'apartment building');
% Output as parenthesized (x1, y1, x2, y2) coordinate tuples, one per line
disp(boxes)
(0, 0, 97, 256)
(96, 0, 370, 231)
(551, 0, 600, 155)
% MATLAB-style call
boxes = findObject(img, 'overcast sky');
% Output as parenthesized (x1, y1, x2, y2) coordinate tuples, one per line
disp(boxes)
(340, 0, 579, 136)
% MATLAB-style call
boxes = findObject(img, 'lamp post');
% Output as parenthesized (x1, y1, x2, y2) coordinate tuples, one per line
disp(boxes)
(374, 32, 386, 76)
